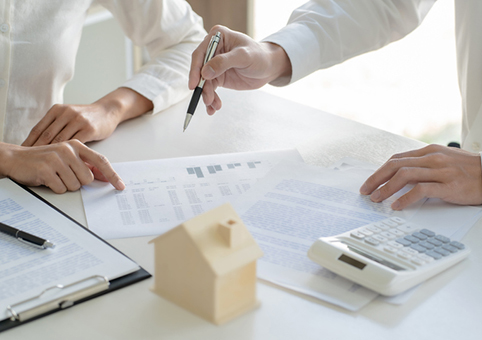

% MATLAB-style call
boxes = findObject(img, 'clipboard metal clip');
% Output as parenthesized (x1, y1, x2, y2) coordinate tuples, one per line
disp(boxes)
(6, 275, 109, 322)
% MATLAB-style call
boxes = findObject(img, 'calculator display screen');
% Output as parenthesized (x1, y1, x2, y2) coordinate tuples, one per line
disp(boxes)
(335, 241, 407, 271)
(338, 254, 366, 269)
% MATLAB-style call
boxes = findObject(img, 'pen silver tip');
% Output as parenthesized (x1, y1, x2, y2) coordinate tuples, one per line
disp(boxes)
(44, 241, 55, 249)
(183, 113, 193, 132)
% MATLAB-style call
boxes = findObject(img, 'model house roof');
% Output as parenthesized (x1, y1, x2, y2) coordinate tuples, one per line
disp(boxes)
(150, 203, 263, 277)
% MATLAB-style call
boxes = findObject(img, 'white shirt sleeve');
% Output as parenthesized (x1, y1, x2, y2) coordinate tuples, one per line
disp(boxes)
(97, 0, 206, 114)
(263, 0, 436, 85)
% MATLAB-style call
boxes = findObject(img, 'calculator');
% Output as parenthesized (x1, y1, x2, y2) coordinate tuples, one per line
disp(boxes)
(307, 217, 470, 296)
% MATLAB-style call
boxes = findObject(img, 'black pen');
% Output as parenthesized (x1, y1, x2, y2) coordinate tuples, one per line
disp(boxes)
(0, 221, 55, 249)
(183, 31, 222, 132)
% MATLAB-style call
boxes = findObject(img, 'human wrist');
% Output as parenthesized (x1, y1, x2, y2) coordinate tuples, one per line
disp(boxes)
(0, 143, 18, 178)
(262, 42, 292, 86)
(94, 87, 154, 125)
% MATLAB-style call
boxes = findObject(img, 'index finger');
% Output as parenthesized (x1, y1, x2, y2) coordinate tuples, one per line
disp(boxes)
(78, 145, 125, 190)
(22, 111, 57, 146)
(360, 156, 433, 195)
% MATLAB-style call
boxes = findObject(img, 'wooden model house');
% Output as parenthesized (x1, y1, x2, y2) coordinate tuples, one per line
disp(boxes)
(149, 203, 263, 325)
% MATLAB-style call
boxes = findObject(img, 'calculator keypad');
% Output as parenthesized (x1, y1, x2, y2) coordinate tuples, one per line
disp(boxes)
(349, 217, 466, 266)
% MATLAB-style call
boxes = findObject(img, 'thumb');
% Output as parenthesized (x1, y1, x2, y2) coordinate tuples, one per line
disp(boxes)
(202, 49, 249, 80)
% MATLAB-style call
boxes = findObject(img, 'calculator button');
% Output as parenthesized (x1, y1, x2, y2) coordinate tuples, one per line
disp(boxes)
(404, 235, 419, 243)
(396, 238, 412, 247)
(410, 244, 427, 253)
(425, 250, 443, 260)
(435, 235, 450, 243)
(380, 231, 397, 240)
(359, 229, 373, 236)
(418, 241, 435, 250)
(411, 257, 425, 266)
(417, 254, 434, 263)
(402, 247, 419, 255)
(366, 225, 382, 233)
(374, 222, 390, 231)
(396, 224, 417, 233)
(365, 237, 380, 246)
(442, 244, 458, 253)
(397, 251, 413, 259)
(427, 238, 442, 247)
(412, 232, 427, 241)
(383, 220, 398, 227)
(350, 231, 366, 240)
(387, 241, 404, 249)
(420, 229, 436, 237)
(383, 246, 398, 254)
(372, 235, 388, 243)
(389, 229, 405, 237)
(449, 241, 465, 250)
(434, 248, 450, 257)
(390, 217, 405, 224)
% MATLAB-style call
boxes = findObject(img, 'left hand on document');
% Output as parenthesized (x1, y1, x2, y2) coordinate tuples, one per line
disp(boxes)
(3, 140, 125, 193)
(22, 87, 153, 146)
(360, 144, 482, 210)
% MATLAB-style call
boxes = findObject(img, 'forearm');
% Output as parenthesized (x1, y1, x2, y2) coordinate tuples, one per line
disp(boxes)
(124, 36, 205, 114)
(94, 87, 154, 125)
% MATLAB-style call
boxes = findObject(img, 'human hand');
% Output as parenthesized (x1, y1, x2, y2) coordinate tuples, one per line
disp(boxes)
(22, 103, 119, 146)
(360, 144, 482, 210)
(1, 140, 125, 193)
(22, 87, 153, 146)
(189, 25, 292, 115)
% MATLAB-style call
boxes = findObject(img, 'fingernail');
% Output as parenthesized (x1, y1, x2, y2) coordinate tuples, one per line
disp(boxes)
(360, 183, 368, 194)
(202, 65, 215, 79)
(392, 201, 401, 210)
(116, 179, 126, 190)
(370, 190, 381, 201)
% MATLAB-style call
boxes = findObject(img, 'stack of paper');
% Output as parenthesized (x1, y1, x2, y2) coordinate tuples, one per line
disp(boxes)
(81, 151, 482, 311)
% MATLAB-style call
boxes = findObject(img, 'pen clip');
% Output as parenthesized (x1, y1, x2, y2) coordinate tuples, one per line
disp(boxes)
(204, 32, 221, 65)
(204, 36, 216, 64)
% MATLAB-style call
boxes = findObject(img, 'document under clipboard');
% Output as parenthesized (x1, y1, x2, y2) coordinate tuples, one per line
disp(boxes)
(0, 180, 151, 333)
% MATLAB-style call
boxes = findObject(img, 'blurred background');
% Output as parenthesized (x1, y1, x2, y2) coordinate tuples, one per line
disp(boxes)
(65, 0, 460, 145)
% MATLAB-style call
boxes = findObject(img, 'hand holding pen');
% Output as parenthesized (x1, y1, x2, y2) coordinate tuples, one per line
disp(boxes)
(184, 31, 222, 131)
(187, 25, 292, 117)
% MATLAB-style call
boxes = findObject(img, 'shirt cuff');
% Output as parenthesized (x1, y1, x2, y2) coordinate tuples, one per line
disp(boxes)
(122, 72, 190, 116)
(262, 22, 322, 86)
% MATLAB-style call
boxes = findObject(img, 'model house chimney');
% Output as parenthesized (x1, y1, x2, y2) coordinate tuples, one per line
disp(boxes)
(218, 218, 244, 248)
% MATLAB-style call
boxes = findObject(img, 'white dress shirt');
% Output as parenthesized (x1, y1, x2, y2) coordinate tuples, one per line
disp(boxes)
(265, 0, 482, 152)
(0, 0, 205, 145)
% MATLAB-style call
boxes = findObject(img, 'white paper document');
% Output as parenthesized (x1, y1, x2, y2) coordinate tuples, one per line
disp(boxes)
(0, 179, 139, 322)
(232, 160, 481, 310)
(231, 160, 416, 311)
(81, 149, 303, 239)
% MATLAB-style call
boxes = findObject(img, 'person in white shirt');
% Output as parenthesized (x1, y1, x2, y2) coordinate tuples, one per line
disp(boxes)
(188, 0, 482, 210)
(0, 0, 205, 192)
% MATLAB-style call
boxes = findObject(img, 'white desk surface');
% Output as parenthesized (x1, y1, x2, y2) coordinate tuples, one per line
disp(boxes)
(4, 89, 480, 339)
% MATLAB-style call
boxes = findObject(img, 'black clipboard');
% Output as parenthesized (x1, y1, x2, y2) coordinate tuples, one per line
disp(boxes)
(0, 181, 151, 333)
